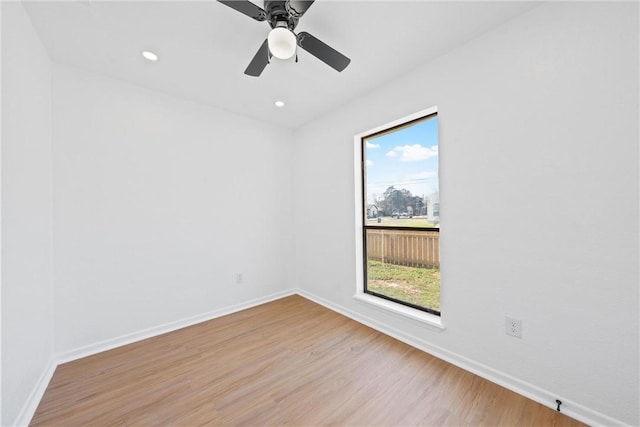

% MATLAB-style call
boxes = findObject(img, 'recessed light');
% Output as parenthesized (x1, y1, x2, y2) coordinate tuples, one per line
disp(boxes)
(141, 50, 158, 62)
(275, 101, 285, 108)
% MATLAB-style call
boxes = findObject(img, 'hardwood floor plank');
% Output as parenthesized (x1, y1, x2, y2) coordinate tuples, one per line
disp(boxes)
(31, 295, 584, 426)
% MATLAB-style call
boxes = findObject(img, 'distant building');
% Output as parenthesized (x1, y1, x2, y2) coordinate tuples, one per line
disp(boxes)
(425, 192, 439, 224)
(367, 204, 379, 218)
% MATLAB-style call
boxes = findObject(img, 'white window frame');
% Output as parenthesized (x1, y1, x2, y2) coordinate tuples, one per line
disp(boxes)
(353, 106, 444, 329)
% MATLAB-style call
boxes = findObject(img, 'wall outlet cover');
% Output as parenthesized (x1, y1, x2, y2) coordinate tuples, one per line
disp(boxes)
(505, 316, 522, 338)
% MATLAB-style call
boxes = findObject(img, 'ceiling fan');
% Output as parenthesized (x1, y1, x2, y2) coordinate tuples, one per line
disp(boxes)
(217, 0, 351, 76)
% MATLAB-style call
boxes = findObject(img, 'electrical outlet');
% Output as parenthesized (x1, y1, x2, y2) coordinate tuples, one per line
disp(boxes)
(235, 273, 243, 284)
(505, 316, 522, 338)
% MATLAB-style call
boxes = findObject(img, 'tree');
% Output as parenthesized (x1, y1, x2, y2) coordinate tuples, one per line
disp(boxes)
(411, 195, 425, 215)
(381, 186, 401, 215)
(379, 186, 424, 216)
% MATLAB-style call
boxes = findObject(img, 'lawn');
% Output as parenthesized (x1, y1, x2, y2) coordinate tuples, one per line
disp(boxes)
(366, 259, 440, 311)
(365, 216, 438, 228)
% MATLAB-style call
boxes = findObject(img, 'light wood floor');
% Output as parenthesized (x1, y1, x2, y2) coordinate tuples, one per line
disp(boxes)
(31, 295, 584, 426)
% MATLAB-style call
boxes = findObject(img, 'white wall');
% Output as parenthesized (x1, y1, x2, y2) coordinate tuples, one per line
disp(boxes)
(1, 2, 55, 425)
(293, 2, 638, 425)
(52, 65, 294, 354)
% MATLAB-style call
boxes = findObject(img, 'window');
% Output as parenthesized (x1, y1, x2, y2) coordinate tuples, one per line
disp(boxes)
(357, 108, 440, 317)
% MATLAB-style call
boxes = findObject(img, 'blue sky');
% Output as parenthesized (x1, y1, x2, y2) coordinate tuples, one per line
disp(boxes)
(364, 116, 439, 204)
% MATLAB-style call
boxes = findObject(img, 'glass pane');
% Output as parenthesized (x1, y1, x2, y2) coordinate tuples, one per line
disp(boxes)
(362, 112, 440, 314)
(365, 228, 440, 313)
(363, 115, 439, 228)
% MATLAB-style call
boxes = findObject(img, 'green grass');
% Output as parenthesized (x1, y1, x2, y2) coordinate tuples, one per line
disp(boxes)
(366, 259, 440, 311)
(365, 216, 438, 228)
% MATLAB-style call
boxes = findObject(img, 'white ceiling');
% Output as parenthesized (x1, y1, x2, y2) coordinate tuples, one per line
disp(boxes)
(23, 0, 539, 129)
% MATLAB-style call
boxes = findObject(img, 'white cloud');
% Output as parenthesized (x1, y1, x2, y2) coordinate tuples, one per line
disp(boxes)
(366, 160, 374, 167)
(366, 141, 380, 149)
(386, 144, 438, 161)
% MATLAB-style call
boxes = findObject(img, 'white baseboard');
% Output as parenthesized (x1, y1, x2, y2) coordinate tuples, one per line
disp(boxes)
(56, 289, 296, 364)
(295, 288, 628, 427)
(13, 358, 57, 427)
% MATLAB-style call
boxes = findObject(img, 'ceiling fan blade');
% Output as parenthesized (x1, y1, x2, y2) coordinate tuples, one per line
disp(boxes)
(217, 0, 267, 22)
(286, 0, 315, 18)
(297, 32, 350, 72)
(244, 39, 270, 77)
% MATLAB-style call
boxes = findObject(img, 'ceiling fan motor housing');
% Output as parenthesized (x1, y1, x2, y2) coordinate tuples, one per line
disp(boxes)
(265, 1, 298, 30)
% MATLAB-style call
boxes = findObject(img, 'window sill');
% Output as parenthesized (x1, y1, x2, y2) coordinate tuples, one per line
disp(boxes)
(353, 293, 444, 330)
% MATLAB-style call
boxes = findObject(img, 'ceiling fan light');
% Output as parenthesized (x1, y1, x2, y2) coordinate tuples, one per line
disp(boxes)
(268, 27, 296, 60)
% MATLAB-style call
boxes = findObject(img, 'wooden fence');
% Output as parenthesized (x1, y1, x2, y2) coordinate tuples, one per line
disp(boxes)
(366, 229, 440, 268)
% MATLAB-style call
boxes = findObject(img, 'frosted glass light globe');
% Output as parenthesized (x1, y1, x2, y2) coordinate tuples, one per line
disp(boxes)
(268, 27, 296, 60)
